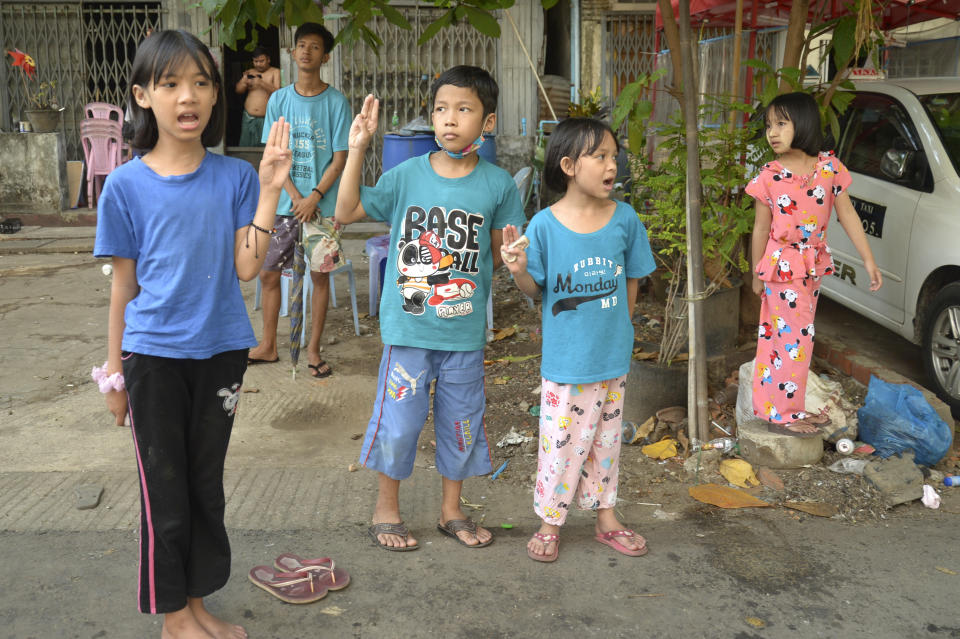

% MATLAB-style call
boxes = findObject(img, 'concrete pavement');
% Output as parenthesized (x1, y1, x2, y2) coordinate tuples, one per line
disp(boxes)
(1, 224, 959, 638)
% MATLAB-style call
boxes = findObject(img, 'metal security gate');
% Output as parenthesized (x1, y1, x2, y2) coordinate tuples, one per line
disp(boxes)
(335, 5, 497, 184)
(602, 13, 657, 103)
(1, 1, 161, 160)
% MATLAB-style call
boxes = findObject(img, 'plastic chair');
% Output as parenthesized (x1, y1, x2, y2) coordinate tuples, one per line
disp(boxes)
(84, 101, 124, 122)
(365, 234, 391, 317)
(253, 258, 360, 338)
(513, 166, 533, 208)
(80, 119, 123, 208)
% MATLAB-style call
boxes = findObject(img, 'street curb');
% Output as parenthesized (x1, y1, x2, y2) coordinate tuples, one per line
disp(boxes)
(813, 333, 955, 430)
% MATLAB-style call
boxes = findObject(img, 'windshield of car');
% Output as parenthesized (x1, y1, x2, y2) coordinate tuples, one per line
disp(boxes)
(920, 93, 960, 175)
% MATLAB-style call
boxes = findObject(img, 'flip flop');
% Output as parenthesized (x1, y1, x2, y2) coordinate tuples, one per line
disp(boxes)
(437, 518, 494, 548)
(248, 565, 329, 604)
(368, 522, 419, 552)
(527, 532, 559, 563)
(247, 356, 279, 365)
(308, 360, 333, 378)
(273, 554, 350, 590)
(767, 422, 821, 438)
(595, 529, 648, 557)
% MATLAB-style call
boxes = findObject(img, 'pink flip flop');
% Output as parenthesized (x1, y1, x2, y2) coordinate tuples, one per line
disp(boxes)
(273, 554, 351, 590)
(248, 565, 329, 604)
(595, 529, 648, 557)
(527, 532, 559, 563)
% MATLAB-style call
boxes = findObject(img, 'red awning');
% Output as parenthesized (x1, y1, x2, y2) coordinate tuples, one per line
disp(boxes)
(656, 0, 960, 30)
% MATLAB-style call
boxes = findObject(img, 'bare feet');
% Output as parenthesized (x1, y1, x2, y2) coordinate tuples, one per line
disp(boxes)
(247, 342, 278, 363)
(439, 506, 493, 546)
(372, 512, 418, 550)
(527, 522, 560, 558)
(187, 598, 247, 639)
(782, 419, 820, 434)
(596, 508, 644, 553)
(160, 607, 213, 639)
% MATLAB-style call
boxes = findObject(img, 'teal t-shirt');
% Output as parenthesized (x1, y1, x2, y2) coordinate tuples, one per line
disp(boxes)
(261, 84, 350, 218)
(360, 154, 526, 351)
(525, 201, 656, 383)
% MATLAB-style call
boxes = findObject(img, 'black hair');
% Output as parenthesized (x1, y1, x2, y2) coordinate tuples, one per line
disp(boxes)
(128, 29, 225, 149)
(430, 65, 498, 117)
(251, 46, 269, 59)
(543, 117, 619, 192)
(294, 22, 335, 54)
(764, 92, 823, 157)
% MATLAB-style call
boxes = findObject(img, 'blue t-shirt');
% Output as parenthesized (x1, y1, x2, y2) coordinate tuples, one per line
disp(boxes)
(93, 153, 259, 359)
(262, 84, 350, 218)
(361, 154, 526, 351)
(525, 201, 656, 383)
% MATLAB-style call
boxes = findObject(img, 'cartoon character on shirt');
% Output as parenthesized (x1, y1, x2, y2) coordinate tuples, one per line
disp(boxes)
(395, 231, 475, 315)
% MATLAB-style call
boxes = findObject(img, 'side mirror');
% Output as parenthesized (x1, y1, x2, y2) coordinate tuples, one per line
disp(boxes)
(880, 149, 913, 180)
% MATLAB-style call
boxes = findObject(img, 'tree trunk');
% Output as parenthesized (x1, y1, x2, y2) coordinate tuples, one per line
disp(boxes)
(657, 0, 684, 97)
(779, 0, 810, 93)
(676, 0, 709, 444)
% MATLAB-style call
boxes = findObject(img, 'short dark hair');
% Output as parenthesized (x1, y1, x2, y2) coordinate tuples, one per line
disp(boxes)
(764, 92, 823, 157)
(543, 117, 619, 192)
(251, 46, 269, 59)
(128, 29, 225, 150)
(430, 65, 498, 117)
(294, 22, 335, 54)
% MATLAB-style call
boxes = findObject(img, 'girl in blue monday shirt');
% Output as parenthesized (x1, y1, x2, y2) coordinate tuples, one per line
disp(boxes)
(93, 30, 290, 638)
(502, 117, 656, 563)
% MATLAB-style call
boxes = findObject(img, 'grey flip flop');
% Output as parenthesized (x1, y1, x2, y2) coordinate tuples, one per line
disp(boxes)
(368, 522, 419, 552)
(437, 518, 494, 548)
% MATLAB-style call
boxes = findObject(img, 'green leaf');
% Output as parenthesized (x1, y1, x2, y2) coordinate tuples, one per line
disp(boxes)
(826, 108, 840, 144)
(540, 0, 560, 8)
(373, 0, 412, 29)
(832, 16, 857, 65)
(779, 67, 802, 90)
(417, 9, 453, 45)
(744, 58, 772, 72)
(628, 121, 645, 156)
(760, 80, 778, 107)
(462, 5, 501, 37)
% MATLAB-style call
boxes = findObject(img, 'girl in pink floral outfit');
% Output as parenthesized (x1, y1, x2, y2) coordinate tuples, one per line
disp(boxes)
(747, 92, 882, 436)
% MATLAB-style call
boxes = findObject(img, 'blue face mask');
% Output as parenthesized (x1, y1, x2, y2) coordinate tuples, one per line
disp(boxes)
(435, 133, 485, 159)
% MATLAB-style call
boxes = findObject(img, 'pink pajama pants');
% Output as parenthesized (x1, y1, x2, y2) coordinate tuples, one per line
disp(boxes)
(752, 277, 821, 424)
(534, 375, 626, 526)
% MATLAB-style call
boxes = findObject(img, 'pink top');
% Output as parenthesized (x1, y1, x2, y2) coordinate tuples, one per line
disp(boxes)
(745, 151, 852, 282)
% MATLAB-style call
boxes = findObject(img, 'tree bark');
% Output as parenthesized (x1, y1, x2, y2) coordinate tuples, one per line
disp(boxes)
(657, 0, 684, 97)
(677, 0, 709, 444)
(779, 0, 810, 93)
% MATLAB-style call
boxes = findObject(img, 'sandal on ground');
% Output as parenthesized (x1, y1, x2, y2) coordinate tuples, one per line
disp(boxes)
(368, 522, 419, 552)
(595, 529, 648, 557)
(248, 565, 329, 604)
(767, 421, 822, 438)
(273, 554, 350, 590)
(247, 356, 279, 365)
(437, 517, 494, 548)
(308, 360, 333, 378)
(527, 532, 559, 563)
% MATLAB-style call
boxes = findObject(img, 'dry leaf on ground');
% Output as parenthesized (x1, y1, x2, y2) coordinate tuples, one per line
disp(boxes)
(688, 483, 773, 509)
(783, 501, 838, 518)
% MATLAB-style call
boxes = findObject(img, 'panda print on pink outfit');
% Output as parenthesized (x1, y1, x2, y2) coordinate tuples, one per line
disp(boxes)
(806, 185, 826, 205)
(776, 194, 798, 215)
(778, 380, 799, 398)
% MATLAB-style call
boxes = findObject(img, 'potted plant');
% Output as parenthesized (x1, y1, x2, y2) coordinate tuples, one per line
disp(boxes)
(6, 49, 64, 133)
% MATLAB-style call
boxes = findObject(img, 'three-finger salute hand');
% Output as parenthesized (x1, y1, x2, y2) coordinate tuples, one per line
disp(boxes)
(349, 94, 379, 150)
(260, 117, 292, 191)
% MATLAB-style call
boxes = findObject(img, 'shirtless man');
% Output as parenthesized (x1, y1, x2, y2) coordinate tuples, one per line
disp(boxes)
(235, 47, 280, 146)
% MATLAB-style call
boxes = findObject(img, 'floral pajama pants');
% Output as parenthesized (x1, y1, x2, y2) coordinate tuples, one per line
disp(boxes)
(752, 276, 821, 424)
(534, 375, 626, 526)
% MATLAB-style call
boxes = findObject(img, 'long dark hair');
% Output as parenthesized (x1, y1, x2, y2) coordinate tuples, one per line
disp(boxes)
(128, 29, 225, 150)
(543, 117, 619, 192)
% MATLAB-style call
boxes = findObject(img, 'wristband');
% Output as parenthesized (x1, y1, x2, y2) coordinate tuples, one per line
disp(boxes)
(91, 362, 125, 393)
(312, 187, 324, 199)
(250, 222, 271, 234)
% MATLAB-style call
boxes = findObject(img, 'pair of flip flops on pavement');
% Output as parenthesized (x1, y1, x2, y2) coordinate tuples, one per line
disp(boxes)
(527, 529, 648, 563)
(249, 553, 350, 604)
(367, 518, 493, 551)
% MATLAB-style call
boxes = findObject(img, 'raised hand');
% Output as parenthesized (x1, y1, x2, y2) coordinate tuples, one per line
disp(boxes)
(500, 224, 528, 274)
(349, 94, 380, 151)
(259, 117, 292, 191)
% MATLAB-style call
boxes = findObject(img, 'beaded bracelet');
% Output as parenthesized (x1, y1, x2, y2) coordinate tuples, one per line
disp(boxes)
(91, 363, 125, 393)
(250, 222, 271, 234)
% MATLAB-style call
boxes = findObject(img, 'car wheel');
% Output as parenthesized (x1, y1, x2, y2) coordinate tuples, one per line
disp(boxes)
(922, 282, 960, 418)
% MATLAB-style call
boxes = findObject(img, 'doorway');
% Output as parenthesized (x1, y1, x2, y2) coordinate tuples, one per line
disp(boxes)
(223, 25, 281, 148)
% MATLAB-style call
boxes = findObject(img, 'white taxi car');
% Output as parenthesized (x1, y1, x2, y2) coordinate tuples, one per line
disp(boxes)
(822, 78, 960, 415)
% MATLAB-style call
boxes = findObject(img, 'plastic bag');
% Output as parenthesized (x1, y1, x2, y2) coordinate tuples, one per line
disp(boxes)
(857, 376, 953, 467)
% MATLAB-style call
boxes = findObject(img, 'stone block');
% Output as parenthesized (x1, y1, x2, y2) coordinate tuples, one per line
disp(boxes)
(737, 417, 824, 469)
(0, 132, 68, 215)
(862, 451, 924, 506)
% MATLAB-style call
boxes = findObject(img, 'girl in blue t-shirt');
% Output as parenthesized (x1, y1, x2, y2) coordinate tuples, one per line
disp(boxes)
(502, 117, 656, 563)
(93, 30, 291, 637)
